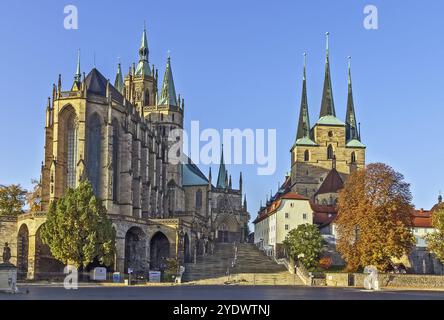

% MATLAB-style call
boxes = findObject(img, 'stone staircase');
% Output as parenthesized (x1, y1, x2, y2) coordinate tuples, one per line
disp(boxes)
(183, 243, 304, 286)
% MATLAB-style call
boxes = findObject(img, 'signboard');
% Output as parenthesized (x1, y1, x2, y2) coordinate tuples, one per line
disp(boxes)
(128, 268, 134, 274)
(112, 272, 121, 283)
(149, 271, 161, 283)
(91, 267, 107, 281)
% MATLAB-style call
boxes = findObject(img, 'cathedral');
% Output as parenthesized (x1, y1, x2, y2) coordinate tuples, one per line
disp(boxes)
(1, 27, 249, 279)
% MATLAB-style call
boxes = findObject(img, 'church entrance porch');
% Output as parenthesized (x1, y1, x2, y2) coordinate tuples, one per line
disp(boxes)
(124, 227, 148, 275)
(149, 232, 170, 270)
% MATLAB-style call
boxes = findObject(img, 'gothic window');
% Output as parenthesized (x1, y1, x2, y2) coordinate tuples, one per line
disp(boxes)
(87, 114, 102, 197)
(112, 120, 120, 203)
(327, 145, 334, 160)
(304, 150, 310, 162)
(328, 131, 333, 138)
(145, 90, 150, 106)
(196, 189, 202, 210)
(66, 114, 77, 188)
(351, 151, 356, 164)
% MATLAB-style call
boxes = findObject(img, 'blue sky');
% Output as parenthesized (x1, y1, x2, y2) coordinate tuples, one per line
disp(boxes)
(1, 0, 443, 222)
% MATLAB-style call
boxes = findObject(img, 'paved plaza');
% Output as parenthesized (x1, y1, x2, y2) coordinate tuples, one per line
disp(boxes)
(1, 285, 443, 300)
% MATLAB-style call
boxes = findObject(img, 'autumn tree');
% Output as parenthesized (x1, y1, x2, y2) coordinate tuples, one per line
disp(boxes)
(40, 180, 116, 269)
(26, 179, 42, 212)
(336, 163, 415, 272)
(283, 224, 324, 271)
(426, 208, 444, 263)
(0, 184, 26, 216)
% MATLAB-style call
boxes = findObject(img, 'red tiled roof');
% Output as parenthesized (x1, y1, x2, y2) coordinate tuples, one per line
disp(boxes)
(280, 192, 309, 201)
(253, 191, 308, 224)
(411, 209, 433, 228)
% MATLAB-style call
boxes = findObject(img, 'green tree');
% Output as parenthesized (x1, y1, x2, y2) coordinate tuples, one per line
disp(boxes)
(0, 184, 26, 216)
(426, 208, 444, 263)
(40, 180, 116, 269)
(283, 224, 324, 271)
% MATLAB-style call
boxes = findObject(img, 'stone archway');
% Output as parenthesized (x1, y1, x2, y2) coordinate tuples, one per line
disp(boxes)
(17, 224, 29, 279)
(124, 227, 147, 274)
(35, 226, 65, 280)
(183, 233, 191, 263)
(150, 232, 170, 270)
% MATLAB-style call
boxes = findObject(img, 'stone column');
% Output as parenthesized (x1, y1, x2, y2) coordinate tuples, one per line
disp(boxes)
(115, 236, 125, 274)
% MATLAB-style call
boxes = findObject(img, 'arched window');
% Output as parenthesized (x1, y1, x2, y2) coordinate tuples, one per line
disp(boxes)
(144, 90, 150, 106)
(87, 114, 102, 197)
(112, 120, 120, 203)
(351, 151, 356, 164)
(66, 113, 77, 188)
(196, 189, 202, 209)
(304, 150, 310, 162)
(327, 145, 334, 160)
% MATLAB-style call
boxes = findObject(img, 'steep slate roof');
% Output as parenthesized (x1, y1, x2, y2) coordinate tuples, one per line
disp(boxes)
(84, 68, 124, 103)
(315, 168, 344, 196)
(319, 34, 336, 118)
(295, 54, 316, 147)
(216, 147, 228, 189)
(345, 58, 359, 142)
(182, 157, 209, 186)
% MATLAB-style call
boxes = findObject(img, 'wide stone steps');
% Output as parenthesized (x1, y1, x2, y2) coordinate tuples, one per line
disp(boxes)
(183, 243, 303, 285)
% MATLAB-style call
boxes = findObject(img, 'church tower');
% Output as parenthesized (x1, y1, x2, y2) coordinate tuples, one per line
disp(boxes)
(290, 33, 366, 198)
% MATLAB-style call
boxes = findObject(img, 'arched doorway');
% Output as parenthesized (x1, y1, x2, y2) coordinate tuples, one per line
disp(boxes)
(150, 232, 170, 270)
(17, 224, 29, 279)
(183, 233, 191, 263)
(35, 226, 65, 280)
(124, 227, 147, 274)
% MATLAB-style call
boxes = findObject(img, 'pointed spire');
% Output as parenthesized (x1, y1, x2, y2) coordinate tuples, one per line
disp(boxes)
(239, 172, 243, 194)
(229, 175, 232, 189)
(345, 56, 359, 141)
(135, 23, 151, 76)
(74, 49, 81, 83)
(243, 195, 247, 211)
(319, 32, 336, 118)
(295, 52, 313, 144)
(114, 60, 124, 94)
(158, 54, 178, 106)
(216, 145, 228, 189)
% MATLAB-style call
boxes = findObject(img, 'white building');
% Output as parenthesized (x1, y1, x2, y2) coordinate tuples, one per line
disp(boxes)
(253, 187, 313, 258)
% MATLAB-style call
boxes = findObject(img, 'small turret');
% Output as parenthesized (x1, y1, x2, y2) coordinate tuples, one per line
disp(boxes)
(114, 61, 124, 94)
(158, 54, 178, 107)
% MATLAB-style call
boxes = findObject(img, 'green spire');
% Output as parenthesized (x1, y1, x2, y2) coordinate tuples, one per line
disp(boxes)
(135, 23, 151, 76)
(345, 57, 359, 141)
(295, 53, 316, 146)
(216, 145, 228, 189)
(158, 54, 178, 106)
(114, 61, 124, 94)
(319, 32, 336, 118)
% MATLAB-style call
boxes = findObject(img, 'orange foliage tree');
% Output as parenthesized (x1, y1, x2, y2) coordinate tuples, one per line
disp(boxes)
(336, 163, 415, 272)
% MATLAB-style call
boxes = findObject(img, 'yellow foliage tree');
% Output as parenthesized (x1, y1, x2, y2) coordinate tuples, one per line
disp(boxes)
(336, 163, 415, 272)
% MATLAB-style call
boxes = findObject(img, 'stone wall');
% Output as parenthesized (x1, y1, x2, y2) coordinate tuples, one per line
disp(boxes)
(0, 216, 17, 265)
(325, 272, 444, 289)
